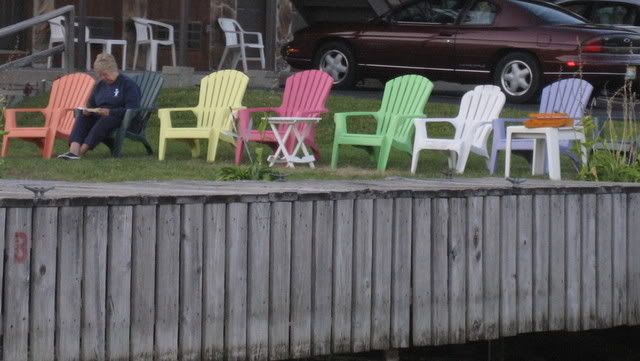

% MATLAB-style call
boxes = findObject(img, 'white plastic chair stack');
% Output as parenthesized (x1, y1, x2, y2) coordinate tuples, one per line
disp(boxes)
(132, 17, 176, 71)
(47, 16, 76, 68)
(411, 85, 506, 174)
(217, 17, 265, 72)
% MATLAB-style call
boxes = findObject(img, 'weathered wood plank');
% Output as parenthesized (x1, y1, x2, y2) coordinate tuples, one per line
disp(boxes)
(247, 202, 270, 361)
(517, 195, 533, 333)
(449, 198, 466, 343)
(500, 196, 517, 336)
(533, 195, 550, 332)
(56, 206, 83, 361)
(82, 206, 108, 361)
(3, 207, 32, 361)
(581, 194, 597, 329)
(225, 203, 248, 361)
(352, 199, 373, 352)
(30, 207, 57, 361)
(549, 195, 565, 331)
(312, 200, 333, 355)
(596, 194, 614, 328)
(466, 197, 483, 341)
(156, 204, 180, 361)
(291, 201, 313, 357)
(180, 203, 204, 361)
(432, 198, 449, 345)
(565, 194, 581, 331)
(392, 198, 412, 348)
(412, 197, 431, 345)
(131, 205, 157, 361)
(612, 193, 627, 326)
(371, 198, 392, 349)
(483, 196, 500, 339)
(269, 202, 291, 360)
(333, 199, 354, 353)
(106, 206, 132, 361)
(628, 193, 640, 324)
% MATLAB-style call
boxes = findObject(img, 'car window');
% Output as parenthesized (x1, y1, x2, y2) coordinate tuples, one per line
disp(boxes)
(512, 0, 586, 25)
(392, 0, 465, 24)
(461, 1, 498, 25)
(593, 3, 637, 26)
(563, 2, 590, 18)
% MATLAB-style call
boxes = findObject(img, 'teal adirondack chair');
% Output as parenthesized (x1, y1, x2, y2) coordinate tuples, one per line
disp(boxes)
(331, 75, 434, 171)
(105, 71, 164, 157)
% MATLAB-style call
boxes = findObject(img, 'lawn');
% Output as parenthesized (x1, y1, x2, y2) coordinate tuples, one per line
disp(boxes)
(1, 87, 583, 181)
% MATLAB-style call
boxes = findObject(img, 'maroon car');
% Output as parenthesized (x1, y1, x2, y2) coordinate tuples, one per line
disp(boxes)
(283, 0, 640, 103)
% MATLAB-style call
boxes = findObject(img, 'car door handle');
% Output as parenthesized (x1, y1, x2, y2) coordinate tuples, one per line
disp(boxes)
(439, 31, 455, 36)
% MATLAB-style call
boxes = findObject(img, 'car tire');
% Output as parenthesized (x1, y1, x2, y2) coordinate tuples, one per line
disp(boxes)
(494, 52, 541, 103)
(314, 42, 356, 89)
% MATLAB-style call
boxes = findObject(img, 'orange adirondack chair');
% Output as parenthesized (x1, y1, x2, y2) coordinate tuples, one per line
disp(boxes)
(2, 73, 95, 159)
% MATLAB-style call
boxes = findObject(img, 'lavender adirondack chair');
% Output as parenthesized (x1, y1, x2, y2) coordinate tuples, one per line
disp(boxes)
(235, 70, 334, 165)
(489, 78, 593, 175)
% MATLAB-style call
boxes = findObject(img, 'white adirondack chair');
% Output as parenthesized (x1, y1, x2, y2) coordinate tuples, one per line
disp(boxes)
(411, 85, 506, 174)
(217, 17, 265, 72)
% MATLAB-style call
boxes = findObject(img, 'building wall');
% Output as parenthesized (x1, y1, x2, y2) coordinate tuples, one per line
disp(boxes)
(29, 0, 294, 71)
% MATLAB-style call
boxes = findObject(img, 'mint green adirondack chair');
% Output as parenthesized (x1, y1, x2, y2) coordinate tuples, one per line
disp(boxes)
(331, 75, 434, 171)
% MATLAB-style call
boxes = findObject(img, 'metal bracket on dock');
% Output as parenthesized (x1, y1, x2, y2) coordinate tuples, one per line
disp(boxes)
(23, 185, 55, 199)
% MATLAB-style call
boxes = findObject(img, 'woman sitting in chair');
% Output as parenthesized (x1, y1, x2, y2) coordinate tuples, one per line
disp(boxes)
(58, 53, 141, 160)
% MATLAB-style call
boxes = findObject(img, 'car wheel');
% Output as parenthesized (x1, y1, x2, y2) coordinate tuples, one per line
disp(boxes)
(314, 42, 356, 89)
(494, 52, 541, 103)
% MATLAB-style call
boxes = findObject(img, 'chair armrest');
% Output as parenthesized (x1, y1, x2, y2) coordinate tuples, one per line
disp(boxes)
(492, 118, 526, 141)
(242, 31, 264, 45)
(334, 111, 379, 133)
(295, 108, 329, 116)
(3, 108, 47, 129)
(157, 107, 196, 128)
(147, 20, 174, 41)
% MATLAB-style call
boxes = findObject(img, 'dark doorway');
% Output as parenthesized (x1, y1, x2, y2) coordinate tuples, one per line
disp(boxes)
(0, 0, 28, 51)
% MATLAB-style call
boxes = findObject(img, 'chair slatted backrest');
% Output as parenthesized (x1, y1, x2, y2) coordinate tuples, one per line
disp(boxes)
(278, 70, 334, 137)
(218, 18, 241, 47)
(539, 78, 593, 121)
(456, 85, 505, 149)
(378, 75, 433, 138)
(49, 73, 96, 135)
(131, 71, 164, 133)
(197, 70, 248, 129)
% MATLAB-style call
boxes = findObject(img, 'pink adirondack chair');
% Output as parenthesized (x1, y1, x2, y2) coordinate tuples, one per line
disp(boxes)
(235, 70, 333, 165)
(2, 73, 95, 159)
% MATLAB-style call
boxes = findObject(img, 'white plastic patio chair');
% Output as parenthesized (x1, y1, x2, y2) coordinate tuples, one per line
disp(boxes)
(85, 26, 127, 70)
(47, 16, 77, 68)
(217, 17, 266, 72)
(131, 17, 176, 71)
(411, 85, 506, 174)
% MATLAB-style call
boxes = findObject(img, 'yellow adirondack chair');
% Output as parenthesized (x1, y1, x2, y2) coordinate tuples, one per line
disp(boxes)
(157, 69, 248, 162)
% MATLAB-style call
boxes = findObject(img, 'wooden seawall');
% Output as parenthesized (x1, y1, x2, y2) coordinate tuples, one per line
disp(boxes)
(1, 178, 639, 361)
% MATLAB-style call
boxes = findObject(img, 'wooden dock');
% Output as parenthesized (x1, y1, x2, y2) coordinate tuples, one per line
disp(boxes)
(1, 177, 639, 361)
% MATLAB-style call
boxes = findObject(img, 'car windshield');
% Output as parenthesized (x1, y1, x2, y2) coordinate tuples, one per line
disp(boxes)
(513, 0, 587, 25)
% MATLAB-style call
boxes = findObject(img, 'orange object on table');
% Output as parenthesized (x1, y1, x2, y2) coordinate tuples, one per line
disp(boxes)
(523, 112, 574, 128)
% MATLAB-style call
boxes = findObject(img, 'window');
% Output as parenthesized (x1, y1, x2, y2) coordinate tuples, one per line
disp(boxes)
(391, 0, 465, 24)
(563, 2, 590, 18)
(461, 1, 498, 25)
(593, 3, 637, 25)
(513, 0, 586, 25)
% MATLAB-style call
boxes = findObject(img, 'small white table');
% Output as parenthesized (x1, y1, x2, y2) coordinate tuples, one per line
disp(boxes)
(265, 116, 321, 168)
(505, 125, 587, 181)
(86, 38, 128, 70)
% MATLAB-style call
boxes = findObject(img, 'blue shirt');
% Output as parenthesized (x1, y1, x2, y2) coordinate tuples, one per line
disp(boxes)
(88, 74, 141, 119)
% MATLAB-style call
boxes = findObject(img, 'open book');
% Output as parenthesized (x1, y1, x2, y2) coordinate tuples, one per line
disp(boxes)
(76, 107, 101, 114)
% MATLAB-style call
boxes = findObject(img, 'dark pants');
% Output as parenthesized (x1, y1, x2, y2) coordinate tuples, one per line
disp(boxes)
(69, 113, 122, 149)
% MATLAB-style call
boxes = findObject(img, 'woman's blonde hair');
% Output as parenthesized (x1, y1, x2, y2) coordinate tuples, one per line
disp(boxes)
(93, 52, 118, 73)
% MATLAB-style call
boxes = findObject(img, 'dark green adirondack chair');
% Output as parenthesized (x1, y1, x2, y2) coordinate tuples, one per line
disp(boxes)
(106, 71, 164, 157)
(331, 74, 434, 171)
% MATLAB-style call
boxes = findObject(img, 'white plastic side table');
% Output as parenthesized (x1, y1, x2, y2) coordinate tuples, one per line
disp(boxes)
(265, 116, 321, 168)
(505, 126, 587, 181)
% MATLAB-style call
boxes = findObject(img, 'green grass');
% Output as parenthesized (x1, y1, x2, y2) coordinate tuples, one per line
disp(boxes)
(1, 87, 581, 181)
